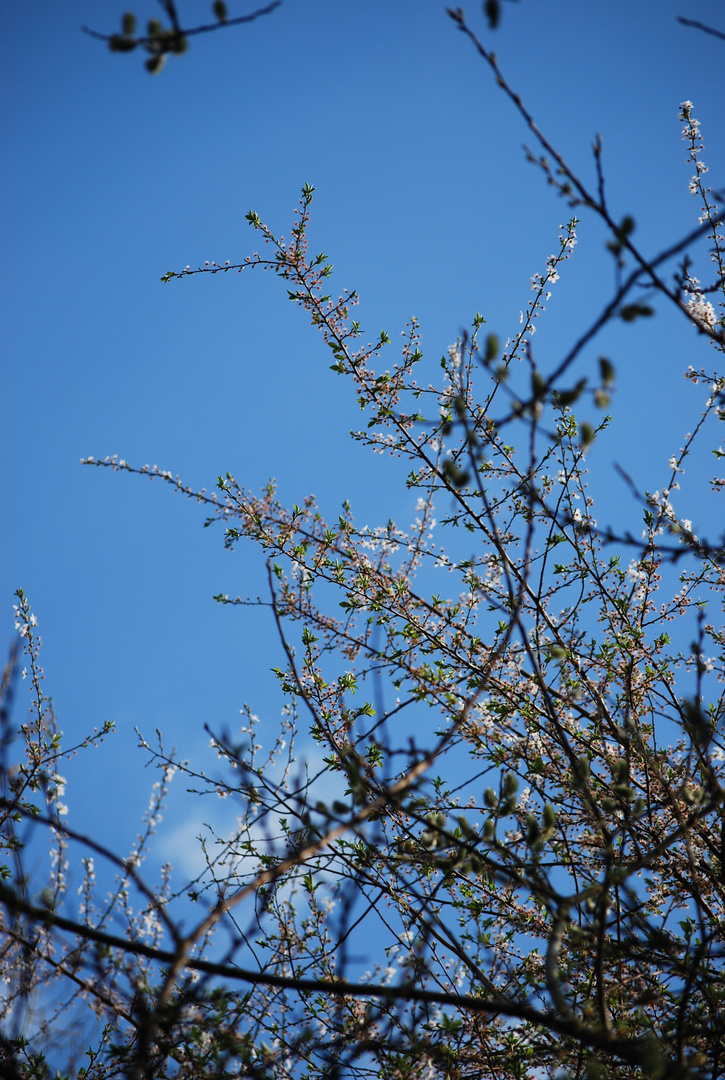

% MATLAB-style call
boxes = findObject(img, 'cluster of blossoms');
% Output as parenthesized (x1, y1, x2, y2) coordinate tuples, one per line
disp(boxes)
(12, 604, 37, 639)
(682, 272, 719, 334)
(679, 101, 724, 338)
(519, 219, 578, 339)
(447, 341, 462, 372)
(357, 522, 408, 556)
(680, 100, 708, 180)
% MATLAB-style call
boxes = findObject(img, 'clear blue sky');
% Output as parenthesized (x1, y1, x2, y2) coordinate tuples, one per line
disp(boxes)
(2, 1, 724, 871)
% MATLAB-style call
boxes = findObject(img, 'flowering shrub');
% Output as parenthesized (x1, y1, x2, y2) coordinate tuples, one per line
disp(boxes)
(2, 10, 725, 1080)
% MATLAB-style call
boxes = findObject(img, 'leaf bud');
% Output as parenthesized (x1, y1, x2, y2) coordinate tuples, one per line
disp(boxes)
(442, 459, 470, 488)
(611, 759, 628, 783)
(122, 11, 136, 35)
(145, 53, 166, 73)
(503, 771, 518, 796)
(619, 215, 635, 237)
(637, 1036, 668, 1079)
(484, 0, 500, 29)
(585, 1057, 606, 1080)
(457, 815, 475, 838)
(531, 371, 547, 401)
(555, 377, 587, 407)
(682, 698, 713, 748)
(598, 356, 615, 385)
(572, 755, 590, 787)
(109, 34, 137, 52)
(525, 815, 540, 844)
(579, 422, 595, 448)
(484, 333, 499, 362)
(620, 303, 654, 322)
(214, 0, 228, 20)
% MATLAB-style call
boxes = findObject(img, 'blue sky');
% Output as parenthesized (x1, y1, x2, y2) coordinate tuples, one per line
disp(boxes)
(2, 1, 724, 875)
